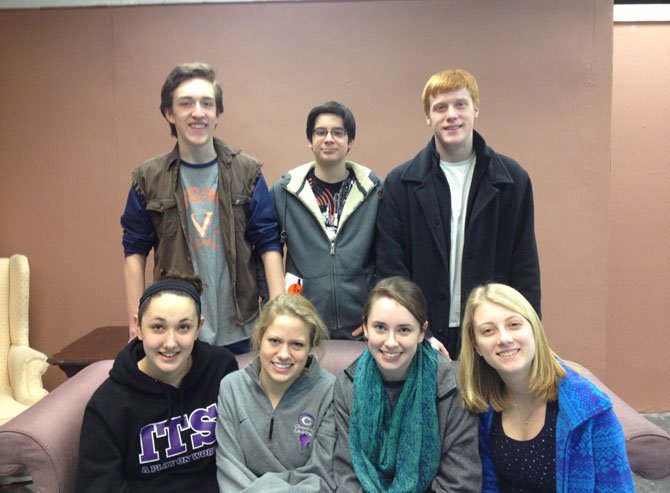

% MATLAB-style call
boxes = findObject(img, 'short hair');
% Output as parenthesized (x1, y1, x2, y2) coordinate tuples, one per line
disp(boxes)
(250, 294, 329, 353)
(459, 283, 566, 413)
(306, 101, 356, 143)
(362, 276, 428, 330)
(159, 62, 224, 138)
(421, 68, 480, 115)
(137, 271, 203, 324)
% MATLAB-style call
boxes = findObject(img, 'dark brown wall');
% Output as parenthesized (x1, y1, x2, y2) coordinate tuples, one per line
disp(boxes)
(1, 1, 665, 409)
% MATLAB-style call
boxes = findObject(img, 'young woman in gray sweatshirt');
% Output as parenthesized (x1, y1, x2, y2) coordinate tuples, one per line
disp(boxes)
(216, 294, 336, 492)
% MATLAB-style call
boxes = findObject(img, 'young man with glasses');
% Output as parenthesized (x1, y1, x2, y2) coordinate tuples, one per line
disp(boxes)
(121, 62, 284, 353)
(271, 101, 381, 339)
(376, 68, 541, 359)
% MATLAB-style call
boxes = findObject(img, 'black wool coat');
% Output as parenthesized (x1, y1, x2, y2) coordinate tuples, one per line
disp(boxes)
(376, 131, 541, 351)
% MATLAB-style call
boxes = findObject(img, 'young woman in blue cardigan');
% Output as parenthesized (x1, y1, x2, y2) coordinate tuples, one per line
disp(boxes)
(459, 283, 634, 492)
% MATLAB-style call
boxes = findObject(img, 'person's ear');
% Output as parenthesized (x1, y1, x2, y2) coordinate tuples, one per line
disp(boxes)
(195, 316, 205, 337)
(133, 315, 142, 340)
(418, 321, 428, 344)
(163, 107, 175, 124)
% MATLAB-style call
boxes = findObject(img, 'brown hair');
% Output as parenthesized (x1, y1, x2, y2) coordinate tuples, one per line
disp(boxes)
(362, 276, 428, 331)
(137, 271, 203, 324)
(159, 62, 224, 137)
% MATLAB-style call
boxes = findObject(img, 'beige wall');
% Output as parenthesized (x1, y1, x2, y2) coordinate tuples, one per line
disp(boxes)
(609, 22, 670, 410)
(0, 1, 666, 409)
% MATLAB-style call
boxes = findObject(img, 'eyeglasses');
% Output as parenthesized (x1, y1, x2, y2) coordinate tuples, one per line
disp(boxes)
(313, 127, 347, 139)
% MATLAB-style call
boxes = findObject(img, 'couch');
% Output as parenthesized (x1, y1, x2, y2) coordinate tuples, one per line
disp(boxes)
(0, 340, 668, 492)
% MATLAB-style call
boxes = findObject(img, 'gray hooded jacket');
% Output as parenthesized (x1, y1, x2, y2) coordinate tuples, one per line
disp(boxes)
(271, 161, 381, 339)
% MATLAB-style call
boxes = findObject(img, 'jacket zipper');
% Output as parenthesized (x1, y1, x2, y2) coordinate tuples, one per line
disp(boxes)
(268, 415, 275, 440)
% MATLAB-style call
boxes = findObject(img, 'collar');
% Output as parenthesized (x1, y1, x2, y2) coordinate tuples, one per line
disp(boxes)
(401, 131, 514, 186)
(557, 362, 613, 429)
(283, 160, 378, 195)
(165, 137, 240, 170)
(344, 350, 457, 399)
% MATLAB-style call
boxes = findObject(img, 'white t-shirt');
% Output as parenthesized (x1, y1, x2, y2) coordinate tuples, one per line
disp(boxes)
(440, 154, 476, 327)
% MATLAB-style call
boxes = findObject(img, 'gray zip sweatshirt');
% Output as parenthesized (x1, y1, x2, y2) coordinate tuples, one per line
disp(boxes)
(216, 356, 336, 492)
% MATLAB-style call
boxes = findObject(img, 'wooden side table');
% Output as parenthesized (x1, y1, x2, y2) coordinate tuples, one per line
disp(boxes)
(47, 325, 129, 377)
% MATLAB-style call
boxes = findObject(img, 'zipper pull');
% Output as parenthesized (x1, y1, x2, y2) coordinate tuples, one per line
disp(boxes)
(330, 242, 335, 255)
(268, 415, 275, 440)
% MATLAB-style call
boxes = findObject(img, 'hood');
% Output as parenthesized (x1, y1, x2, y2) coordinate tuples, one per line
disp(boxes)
(281, 160, 380, 195)
(109, 338, 214, 394)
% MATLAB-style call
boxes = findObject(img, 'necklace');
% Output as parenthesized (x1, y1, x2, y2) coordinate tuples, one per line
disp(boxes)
(513, 402, 534, 425)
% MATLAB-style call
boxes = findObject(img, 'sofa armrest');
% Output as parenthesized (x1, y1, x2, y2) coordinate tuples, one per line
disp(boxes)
(0, 360, 113, 493)
(8, 345, 49, 406)
(567, 360, 670, 480)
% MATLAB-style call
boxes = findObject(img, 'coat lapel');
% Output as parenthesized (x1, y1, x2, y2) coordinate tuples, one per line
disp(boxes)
(402, 142, 450, 268)
(466, 139, 514, 228)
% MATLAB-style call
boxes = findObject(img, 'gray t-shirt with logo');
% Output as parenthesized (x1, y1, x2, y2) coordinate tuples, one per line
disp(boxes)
(180, 160, 255, 345)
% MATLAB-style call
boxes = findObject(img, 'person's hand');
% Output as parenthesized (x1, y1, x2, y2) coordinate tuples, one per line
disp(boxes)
(428, 336, 451, 361)
(351, 326, 364, 338)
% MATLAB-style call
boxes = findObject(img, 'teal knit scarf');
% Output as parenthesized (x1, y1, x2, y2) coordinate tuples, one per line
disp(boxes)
(349, 342, 440, 492)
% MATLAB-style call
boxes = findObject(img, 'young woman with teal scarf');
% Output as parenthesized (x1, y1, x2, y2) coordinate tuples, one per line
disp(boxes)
(459, 283, 634, 492)
(333, 276, 482, 492)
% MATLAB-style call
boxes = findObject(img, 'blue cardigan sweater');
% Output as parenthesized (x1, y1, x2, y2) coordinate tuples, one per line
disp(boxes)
(479, 365, 634, 492)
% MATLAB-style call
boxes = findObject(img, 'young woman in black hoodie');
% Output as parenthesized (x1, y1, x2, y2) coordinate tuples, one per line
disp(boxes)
(76, 275, 238, 492)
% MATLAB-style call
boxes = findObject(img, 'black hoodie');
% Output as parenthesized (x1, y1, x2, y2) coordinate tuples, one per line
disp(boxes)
(76, 338, 238, 492)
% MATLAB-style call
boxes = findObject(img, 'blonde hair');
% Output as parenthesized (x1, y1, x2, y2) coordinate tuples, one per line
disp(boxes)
(422, 68, 480, 115)
(459, 284, 566, 413)
(250, 294, 329, 353)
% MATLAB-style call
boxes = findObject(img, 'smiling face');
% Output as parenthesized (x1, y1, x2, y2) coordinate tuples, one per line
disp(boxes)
(163, 77, 218, 157)
(136, 292, 203, 388)
(363, 296, 426, 382)
(472, 300, 536, 381)
(426, 87, 479, 162)
(309, 113, 352, 171)
(258, 313, 312, 396)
